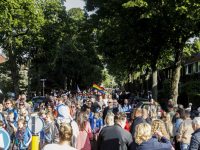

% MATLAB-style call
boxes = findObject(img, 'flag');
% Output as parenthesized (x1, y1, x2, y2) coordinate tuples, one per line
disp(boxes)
(77, 85, 81, 93)
(92, 84, 105, 95)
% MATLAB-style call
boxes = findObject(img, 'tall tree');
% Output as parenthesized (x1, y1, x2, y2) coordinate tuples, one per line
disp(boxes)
(0, 0, 52, 96)
(123, 0, 200, 104)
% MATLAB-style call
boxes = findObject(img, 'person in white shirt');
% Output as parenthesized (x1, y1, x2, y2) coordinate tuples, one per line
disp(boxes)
(102, 95, 108, 107)
(186, 103, 192, 112)
(42, 123, 77, 150)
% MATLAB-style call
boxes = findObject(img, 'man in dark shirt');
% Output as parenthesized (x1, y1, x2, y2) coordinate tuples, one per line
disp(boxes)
(130, 107, 146, 137)
(91, 97, 101, 112)
(43, 93, 50, 106)
(97, 112, 133, 150)
(103, 99, 118, 123)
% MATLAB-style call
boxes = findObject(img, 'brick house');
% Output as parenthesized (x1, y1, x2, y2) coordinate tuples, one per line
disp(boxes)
(0, 53, 6, 63)
(162, 52, 200, 106)
(164, 52, 200, 83)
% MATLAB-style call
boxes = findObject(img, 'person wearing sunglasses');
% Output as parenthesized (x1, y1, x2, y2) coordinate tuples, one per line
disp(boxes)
(16, 102, 28, 121)
(5, 99, 18, 121)
(71, 103, 76, 119)
(102, 99, 119, 124)
(17, 94, 31, 116)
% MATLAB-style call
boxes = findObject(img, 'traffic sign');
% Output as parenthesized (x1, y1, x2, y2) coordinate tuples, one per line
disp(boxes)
(0, 128, 11, 150)
(27, 116, 44, 134)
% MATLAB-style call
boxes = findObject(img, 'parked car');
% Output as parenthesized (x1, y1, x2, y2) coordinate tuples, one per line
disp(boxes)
(135, 101, 162, 112)
(31, 96, 45, 107)
(8, 92, 16, 100)
(130, 97, 149, 107)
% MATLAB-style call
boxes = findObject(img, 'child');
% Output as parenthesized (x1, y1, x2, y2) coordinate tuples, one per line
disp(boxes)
(17, 108, 29, 123)
(43, 112, 59, 145)
(94, 112, 103, 140)
(2, 111, 8, 123)
(14, 119, 32, 149)
(6, 112, 17, 149)
(99, 111, 103, 119)
(104, 112, 114, 127)
(39, 113, 46, 150)
(0, 120, 5, 129)
(84, 111, 90, 121)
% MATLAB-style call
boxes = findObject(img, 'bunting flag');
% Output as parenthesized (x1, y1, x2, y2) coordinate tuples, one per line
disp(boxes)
(77, 85, 81, 93)
(92, 84, 105, 95)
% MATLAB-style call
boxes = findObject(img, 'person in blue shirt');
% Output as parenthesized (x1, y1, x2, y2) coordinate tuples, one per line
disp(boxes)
(14, 119, 32, 149)
(122, 99, 132, 119)
(6, 111, 18, 149)
(113, 99, 124, 112)
(5, 99, 18, 120)
(82, 95, 88, 104)
(88, 109, 94, 131)
(0, 113, 3, 121)
(94, 112, 103, 141)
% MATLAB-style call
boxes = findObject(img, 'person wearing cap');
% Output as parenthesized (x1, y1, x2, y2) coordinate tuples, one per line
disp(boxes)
(57, 97, 73, 120)
(191, 105, 199, 120)
(167, 104, 175, 121)
(185, 103, 192, 112)
(28, 101, 34, 112)
(168, 99, 173, 105)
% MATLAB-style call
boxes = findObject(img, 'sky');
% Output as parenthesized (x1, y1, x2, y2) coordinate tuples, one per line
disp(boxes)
(64, 0, 85, 10)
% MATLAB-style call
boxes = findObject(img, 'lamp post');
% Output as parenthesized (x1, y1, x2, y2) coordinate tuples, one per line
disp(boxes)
(40, 79, 46, 96)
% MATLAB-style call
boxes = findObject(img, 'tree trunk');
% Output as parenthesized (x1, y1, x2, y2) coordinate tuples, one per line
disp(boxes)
(144, 67, 150, 97)
(67, 78, 70, 90)
(140, 72, 144, 97)
(152, 62, 158, 101)
(64, 77, 67, 90)
(132, 72, 137, 95)
(171, 49, 182, 105)
(8, 39, 20, 97)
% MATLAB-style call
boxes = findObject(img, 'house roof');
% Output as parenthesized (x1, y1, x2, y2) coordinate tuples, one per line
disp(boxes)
(185, 52, 200, 64)
(0, 53, 6, 58)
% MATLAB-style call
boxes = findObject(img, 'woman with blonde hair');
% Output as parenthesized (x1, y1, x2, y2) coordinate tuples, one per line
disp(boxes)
(104, 112, 114, 126)
(151, 119, 170, 140)
(131, 123, 172, 150)
(162, 112, 176, 143)
(149, 111, 157, 122)
(42, 123, 77, 150)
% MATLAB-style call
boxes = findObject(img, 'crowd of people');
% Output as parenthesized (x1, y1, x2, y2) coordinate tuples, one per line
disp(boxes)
(0, 90, 200, 150)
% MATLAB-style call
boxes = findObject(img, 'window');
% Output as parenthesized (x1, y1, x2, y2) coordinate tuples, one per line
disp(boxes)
(193, 63, 196, 73)
(199, 62, 200, 72)
(185, 66, 188, 75)
(196, 62, 198, 73)
(188, 65, 192, 74)
(168, 70, 170, 78)
(170, 69, 172, 78)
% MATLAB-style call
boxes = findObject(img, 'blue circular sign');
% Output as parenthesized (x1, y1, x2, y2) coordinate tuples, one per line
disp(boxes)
(0, 128, 11, 150)
(27, 115, 45, 134)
